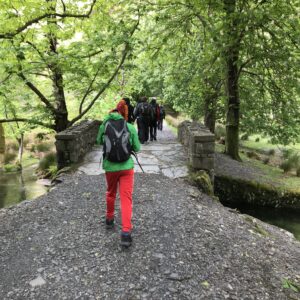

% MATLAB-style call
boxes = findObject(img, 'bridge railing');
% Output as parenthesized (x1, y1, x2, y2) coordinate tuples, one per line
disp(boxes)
(55, 120, 101, 169)
(178, 121, 215, 180)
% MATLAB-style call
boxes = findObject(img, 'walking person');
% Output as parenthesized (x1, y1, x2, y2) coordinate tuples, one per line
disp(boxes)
(96, 107, 140, 248)
(124, 97, 135, 124)
(157, 104, 165, 131)
(133, 96, 152, 144)
(149, 98, 160, 141)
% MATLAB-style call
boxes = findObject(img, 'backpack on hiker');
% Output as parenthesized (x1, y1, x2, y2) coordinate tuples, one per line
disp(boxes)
(103, 119, 132, 162)
(139, 102, 154, 119)
(159, 105, 165, 119)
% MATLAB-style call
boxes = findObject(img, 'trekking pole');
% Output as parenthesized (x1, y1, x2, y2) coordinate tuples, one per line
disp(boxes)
(131, 151, 145, 173)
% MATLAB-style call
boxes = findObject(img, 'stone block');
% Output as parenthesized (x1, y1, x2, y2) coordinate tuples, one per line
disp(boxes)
(189, 141, 215, 155)
(189, 156, 214, 170)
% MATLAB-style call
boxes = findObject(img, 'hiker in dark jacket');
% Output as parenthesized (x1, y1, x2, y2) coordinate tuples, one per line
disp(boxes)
(133, 96, 152, 144)
(157, 104, 165, 130)
(96, 108, 140, 247)
(149, 98, 159, 141)
(124, 97, 135, 124)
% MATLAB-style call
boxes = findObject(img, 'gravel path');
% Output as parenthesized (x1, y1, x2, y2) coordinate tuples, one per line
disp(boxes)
(0, 125, 300, 299)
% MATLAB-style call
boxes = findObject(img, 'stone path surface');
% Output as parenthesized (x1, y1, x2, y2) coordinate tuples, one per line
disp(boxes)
(0, 124, 300, 300)
(78, 125, 189, 179)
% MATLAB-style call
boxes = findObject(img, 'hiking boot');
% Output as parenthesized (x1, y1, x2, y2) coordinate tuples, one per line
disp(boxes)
(120, 232, 132, 248)
(105, 218, 114, 229)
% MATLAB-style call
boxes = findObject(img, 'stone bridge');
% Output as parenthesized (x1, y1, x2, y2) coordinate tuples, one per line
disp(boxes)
(0, 121, 299, 299)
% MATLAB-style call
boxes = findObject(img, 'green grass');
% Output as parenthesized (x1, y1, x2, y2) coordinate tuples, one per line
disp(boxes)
(241, 134, 300, 153)
(215, 143, 300, 193)
(22, 153, 39, 168)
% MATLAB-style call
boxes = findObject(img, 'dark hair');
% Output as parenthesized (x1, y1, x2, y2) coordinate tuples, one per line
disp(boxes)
(140, 96, 147, 102)
(123, 97, 130, 105)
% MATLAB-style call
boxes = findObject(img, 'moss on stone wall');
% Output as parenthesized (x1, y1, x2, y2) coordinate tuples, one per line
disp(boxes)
(215, 175, 300, 209)
(189, 170, 214, 196)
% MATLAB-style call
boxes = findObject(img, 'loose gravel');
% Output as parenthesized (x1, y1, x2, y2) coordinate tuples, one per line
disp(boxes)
(1, 172, 300, 299)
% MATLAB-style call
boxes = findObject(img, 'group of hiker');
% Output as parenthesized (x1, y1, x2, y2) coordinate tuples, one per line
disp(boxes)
(96, 96, 165, 248)
(115, 96, 166, 144)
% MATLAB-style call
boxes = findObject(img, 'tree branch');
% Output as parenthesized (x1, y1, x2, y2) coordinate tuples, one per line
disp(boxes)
(0, 118, 55, 129)
(18, 72, 57, 115)
(69, 18, 140, 126)
(0, 0, 97, 39)
(79, 66, 102, 114)
(69, 44, 130, 126)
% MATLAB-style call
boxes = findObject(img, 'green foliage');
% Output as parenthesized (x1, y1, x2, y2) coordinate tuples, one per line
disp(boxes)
(3, 163, 21, 172)
(240, 133, 249, 141)
(280, 150, 300, 173)
(214, 125, 226, 140)
(282, 278, 300, 293)
(268, 149, 275, 156)
(35, 142, 52, 153)
(38, 152, 56, 171)
(4, 152, 17, 164)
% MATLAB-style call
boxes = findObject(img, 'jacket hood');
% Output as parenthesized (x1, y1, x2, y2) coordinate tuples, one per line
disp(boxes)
(103, 112, 124, 123)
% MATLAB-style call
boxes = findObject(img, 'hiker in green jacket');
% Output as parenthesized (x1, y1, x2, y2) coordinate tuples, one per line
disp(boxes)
(96, 109, 140, 248)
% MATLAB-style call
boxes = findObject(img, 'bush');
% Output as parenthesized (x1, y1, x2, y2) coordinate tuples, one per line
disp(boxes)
(296, 167, 300, 177)
(263, 157, 270, 164)
(240, 133, 249, 141)
(38, 152, 56, 171)
(6, 141, 18, 152)
(214, 125, 226, 140)
(4, 152, 17, 164)
(246, 151, 260, 160)
(35, 132, 48, 141)
(280, 160, 293, 173)
(3, 163, 21, 172)
(268, 149, 275, 156)
(36, 142, 52, 152)
(255, 137, 260, 142)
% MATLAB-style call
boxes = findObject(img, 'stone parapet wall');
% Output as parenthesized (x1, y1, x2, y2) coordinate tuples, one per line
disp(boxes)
(178, 121, 215, 176)
(55, 120, 101, 169)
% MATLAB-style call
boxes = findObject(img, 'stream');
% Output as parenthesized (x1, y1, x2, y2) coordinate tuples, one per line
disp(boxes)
(0, 164, 48, 209)
(222, 201, 300, 241)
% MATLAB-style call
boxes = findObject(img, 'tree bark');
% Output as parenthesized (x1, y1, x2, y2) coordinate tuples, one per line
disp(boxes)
(0, 123, 5, 154)
(17, 133, 24, 168)
(224, 0, 241, 160)
(204, 94, 216, 133)
(47, 0, 69, 132)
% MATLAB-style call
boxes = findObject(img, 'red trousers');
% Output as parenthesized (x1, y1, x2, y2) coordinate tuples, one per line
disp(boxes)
(105, 169, 134, 232)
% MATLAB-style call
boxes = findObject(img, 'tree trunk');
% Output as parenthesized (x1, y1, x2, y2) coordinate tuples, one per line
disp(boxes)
(0, 123, 5, 153)
(47, 0, 69, 132)
(0, 123, 5, 165)
(17, 133, 24, 168)
(204, 94, 216, 133)
(224, 0, 241, 160)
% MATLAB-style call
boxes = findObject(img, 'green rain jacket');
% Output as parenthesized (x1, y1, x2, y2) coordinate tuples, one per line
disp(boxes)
(96, 112, 141, 172)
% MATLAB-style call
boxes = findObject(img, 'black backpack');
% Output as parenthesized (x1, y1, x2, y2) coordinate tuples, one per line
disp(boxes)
(103, 119, 132, 162)
(140, 102, 153, 118)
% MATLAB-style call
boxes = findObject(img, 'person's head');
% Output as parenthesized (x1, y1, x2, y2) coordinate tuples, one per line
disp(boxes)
(150, 98, 156, 105)
(140, 96, 148, 103)
(123, 97, 130, 105)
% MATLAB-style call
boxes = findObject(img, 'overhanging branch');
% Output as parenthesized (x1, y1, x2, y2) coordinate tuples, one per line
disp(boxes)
(69, 17, 140, 126)
(0, 0, 97, 39)
(0, 118, 55, 129)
